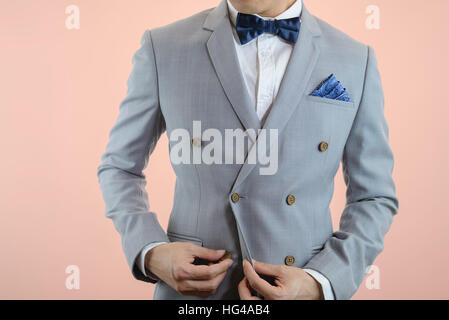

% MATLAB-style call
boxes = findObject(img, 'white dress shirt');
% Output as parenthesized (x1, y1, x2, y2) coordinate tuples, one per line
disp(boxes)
(138, 0, 335, 300)
(228, 0, 302, 123)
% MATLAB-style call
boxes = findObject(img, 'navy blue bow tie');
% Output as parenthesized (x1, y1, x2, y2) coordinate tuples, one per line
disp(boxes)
(235, 13, 301, 45)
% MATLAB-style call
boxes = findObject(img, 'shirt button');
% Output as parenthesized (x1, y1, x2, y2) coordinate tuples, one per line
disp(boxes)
(231, 193, 240, 203)
(286, 194, 296, 205)
(318, 141, 329, 152)
(285, 255, 295, 266)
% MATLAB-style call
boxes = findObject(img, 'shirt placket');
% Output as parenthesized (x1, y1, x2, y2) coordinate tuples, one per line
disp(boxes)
(256, 35, 276, 120)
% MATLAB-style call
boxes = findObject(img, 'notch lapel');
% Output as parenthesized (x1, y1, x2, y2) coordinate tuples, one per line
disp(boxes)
(232, 4, 322, 190)
(204, 1, 261, 142)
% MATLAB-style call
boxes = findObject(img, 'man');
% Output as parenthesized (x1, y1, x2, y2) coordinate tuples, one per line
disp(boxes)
(97, 0, 399, 300)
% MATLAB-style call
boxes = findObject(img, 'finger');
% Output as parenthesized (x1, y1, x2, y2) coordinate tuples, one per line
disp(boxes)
(191, 246, 226, 262)
(253, 259, 283, 277)
(238, 277, 261, 300)
(243, 260, 277, 298)
(183, 258, 233, 280)
(183, 269, 227, 292)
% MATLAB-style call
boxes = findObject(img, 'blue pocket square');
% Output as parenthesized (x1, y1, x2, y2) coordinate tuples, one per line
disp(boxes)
(310, 74, 351, 102)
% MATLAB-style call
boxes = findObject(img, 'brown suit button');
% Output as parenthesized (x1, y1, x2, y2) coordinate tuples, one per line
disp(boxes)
(231, 193, 240, 203)
(286, 194, 296, 205)
(192, 137, 202, 147)
(319, 141, 329, 152)
(285, 255, 295, 266)
(217, 251, 232, 262)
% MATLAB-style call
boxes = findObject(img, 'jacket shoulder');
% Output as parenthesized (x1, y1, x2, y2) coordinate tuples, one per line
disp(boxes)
(311, 14, 370, 75)
(314, 15, 368, 56)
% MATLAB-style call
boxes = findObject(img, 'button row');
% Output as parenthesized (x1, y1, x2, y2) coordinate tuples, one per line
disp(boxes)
(230, 193, 297, 267)
(231, 193, 297, 205)
(192, 138, 329, 153)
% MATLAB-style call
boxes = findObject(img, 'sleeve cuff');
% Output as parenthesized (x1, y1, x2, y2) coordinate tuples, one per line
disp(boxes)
(303, 268, 335, 300)
(138, 242, 168, 281)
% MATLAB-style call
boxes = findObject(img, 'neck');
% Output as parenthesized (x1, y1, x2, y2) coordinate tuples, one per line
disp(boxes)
(230, 0, 297, 18)
(258, 0, 296, 17)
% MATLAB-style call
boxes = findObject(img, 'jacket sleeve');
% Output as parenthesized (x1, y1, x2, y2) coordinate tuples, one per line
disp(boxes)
(97, 30, 169, 283)
(303, 45, 399, 299)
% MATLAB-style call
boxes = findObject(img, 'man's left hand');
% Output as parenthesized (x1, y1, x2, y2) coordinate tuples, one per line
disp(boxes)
(238, 260, 324, 300)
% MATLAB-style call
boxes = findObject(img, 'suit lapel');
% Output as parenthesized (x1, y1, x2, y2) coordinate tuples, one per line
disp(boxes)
(262, 5, 321, 135)
(232, 4, 322, 189)
(204, 1, 261, 142)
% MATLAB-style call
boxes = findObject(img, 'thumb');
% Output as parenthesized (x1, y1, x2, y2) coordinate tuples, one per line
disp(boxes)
(253, 260, 282, 277)
(192, 246, 226, 262)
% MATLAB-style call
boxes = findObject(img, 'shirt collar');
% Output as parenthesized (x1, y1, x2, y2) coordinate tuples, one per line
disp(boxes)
(227, 0, 302, 27)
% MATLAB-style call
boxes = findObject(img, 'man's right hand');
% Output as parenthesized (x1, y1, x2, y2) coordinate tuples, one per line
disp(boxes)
(145, 242, 234, 297)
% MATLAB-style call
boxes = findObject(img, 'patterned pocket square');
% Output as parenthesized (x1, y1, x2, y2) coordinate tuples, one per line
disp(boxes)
(310, 74, 351, 102)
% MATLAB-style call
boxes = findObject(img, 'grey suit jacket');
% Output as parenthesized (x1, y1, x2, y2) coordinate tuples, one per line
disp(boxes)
(97, 0, 399, 300)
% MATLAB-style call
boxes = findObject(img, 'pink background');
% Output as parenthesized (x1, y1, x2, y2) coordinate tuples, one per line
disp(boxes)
(1, 0, 448, 299)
